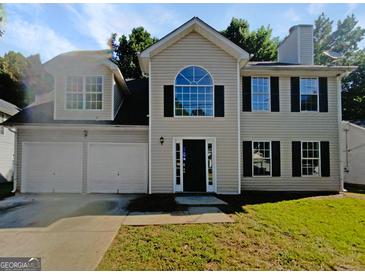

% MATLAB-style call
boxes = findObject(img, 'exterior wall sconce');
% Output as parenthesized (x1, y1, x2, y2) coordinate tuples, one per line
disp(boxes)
(160, 136, 164, 145)
(83, 130, 88, 138)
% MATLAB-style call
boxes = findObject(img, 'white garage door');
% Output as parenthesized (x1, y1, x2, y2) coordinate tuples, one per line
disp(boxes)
(88, 143, 148, 193)
(22, 142, 83, 193)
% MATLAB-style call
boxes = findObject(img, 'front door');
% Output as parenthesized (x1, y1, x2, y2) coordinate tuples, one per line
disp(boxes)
(183, 140, 206, 192)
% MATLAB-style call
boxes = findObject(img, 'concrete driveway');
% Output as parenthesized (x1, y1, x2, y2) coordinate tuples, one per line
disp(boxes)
(0, 194, 135, 270)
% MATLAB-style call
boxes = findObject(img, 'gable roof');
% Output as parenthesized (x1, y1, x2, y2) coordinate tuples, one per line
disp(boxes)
(2, 78, 149, 127)
(138, 17, 250, 74)
(0, 99, 19, 116)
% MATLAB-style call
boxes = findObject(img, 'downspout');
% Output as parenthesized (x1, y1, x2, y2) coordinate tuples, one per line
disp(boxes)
(237, 60, 241, 194)
(8, 127, 18, 193)
(337, 75, 346, 192)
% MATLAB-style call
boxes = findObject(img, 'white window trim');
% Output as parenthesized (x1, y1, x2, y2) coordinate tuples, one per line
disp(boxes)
(301, 140, 321, 177)
(251, 76, 271, 112)
(252, 140, 272, 177)
(173, 137, 217, 193)
(64, 75, 104, 111)
(173, 65, 215, 118)
(299, 77, 319, 113)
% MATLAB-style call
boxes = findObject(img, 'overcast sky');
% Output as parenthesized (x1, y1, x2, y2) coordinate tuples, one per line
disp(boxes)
(1, 3, 365, 62)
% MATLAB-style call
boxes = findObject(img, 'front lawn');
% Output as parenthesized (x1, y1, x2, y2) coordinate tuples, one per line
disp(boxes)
(98, 194, 365, 270)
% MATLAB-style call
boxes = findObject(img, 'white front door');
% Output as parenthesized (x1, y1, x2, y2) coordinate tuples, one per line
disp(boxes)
(87, 143, 148, 193)
(22, 142, 83, 193)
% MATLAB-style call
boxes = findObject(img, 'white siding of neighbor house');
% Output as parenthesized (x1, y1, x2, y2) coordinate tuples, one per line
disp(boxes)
(0, 113, 15, 183)
(240, 72, 341, 191)
(150, 31, 239, 194)
(341, 122, 365, 185)
(113, 77, 124, 118)
(44, 55, 114, 120)
(299, 26, 314, 65)
(15, 127, 148, 192)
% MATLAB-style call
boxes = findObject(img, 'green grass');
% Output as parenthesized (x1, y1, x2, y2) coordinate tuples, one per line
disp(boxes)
(0, 182, 13, 199)
(98, 195, 365, 271)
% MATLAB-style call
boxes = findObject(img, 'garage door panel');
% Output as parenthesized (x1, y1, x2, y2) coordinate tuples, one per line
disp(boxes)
(22, 143, 83, 193)
(88, 143, 148, 193)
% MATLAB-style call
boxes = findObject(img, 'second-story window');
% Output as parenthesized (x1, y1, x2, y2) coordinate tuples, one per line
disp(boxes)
(66, 76, 83, 110)
(175, 66, 213, 117)
(300, 78, 318, 111)
(85, 76, 103, 110)
(66, 76, 103, 110)
(252, 77, 270, 111)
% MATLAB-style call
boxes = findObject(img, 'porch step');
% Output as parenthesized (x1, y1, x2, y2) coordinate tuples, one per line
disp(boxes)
(175, 196, 227, 206)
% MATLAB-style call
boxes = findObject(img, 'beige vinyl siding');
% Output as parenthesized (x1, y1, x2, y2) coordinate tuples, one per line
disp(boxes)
(298, 26, 314, 65)
(15, 127, 148, 192)
(240, 74, 341, 191)
(44, 56, 113, 120)
(278, 30, 298, 64)
(150, 31, 239, 194)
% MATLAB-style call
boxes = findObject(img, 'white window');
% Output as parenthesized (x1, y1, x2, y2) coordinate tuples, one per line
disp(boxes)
(252, 77, 270, 111)
(253, 141, 271, 176)
(175, 66, 213, 117)
(300, 78, 318, 111)
(302, 141, 320, 176)
(66, 76, 103, 110)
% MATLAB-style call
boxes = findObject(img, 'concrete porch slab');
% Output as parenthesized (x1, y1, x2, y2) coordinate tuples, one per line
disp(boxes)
(123, 206, 233, 225)
(175, 195, 228, 205)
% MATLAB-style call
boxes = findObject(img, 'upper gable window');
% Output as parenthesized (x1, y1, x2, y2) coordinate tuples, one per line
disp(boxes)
(300, 78, 318, 111)
(175, 66, 213, 117)
(252, 77, 270, 111)
(66, 76, 103, 110)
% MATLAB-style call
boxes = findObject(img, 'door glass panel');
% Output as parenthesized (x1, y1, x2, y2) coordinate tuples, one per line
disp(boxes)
(208, 143, 213, 186)
(175, 143, 181, 185)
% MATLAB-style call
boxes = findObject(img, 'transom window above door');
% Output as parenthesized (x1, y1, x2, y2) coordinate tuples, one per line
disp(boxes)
(66, 76, 103, 110)
(175, 66, 213, 117)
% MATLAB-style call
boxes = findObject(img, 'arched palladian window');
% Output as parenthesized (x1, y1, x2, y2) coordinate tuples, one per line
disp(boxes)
(175, 66, 213, 116)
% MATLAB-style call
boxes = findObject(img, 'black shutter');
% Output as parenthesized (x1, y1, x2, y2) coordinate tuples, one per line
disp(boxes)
(270, 77, 280, 112)
(320, 141, 330, 177)
(243, 141, 252, 177)
(214, 85, 224, 117)
(242, 76, 251, 112)
(319, 77, 328, 112)
(291, 77, 300, 112)
(164, 85, 173, 117)
(272, 141, 281, 176)
(292, 141, 301, 177)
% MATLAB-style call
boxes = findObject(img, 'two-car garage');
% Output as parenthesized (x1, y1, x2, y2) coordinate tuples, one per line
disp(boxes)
(21, 140, 148, 194)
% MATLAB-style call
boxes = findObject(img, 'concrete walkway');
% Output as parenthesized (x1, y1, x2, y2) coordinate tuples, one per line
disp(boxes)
(0, 194, 233, 270)
(0, 215, 126, 270)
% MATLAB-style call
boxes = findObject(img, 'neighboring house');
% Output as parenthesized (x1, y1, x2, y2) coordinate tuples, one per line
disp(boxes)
(2, 17, 356, 194)
(341, 121, 365, 186)
(0, 99, 19, 183)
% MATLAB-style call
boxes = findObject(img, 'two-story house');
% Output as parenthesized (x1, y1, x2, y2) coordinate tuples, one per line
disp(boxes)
(3, 17, 355, 194)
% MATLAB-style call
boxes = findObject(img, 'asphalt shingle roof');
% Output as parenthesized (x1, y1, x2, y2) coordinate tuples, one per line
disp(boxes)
(2, 78, 149, 126)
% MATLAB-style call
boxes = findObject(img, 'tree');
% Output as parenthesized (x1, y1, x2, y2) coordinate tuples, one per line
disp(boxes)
(314, 13, 365, 65)
(342, 50, 365, 120)
(221, 17, 279, 61)
(111, 27, 158, 79)
(313, 13, 365, 120)
(0, 51, 53, 107)
(0, 4, 5, 37)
